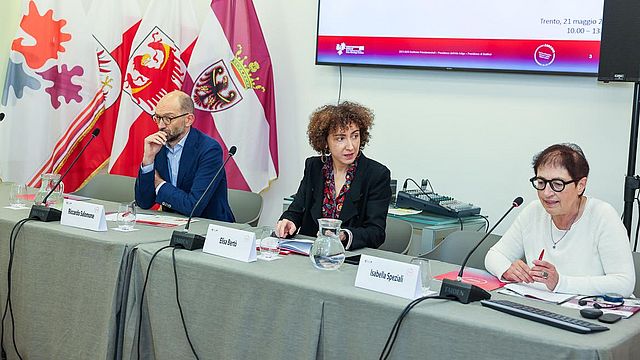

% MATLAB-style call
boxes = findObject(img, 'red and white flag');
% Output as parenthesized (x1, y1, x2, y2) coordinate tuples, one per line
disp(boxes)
(183, 0, 278, 192)
(51, 0, 142, 191)
(109, 0, 198, 177)
(0, 0, 101, 187)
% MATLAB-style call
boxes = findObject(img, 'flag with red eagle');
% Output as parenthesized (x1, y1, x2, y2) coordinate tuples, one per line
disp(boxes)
(184, 0, 278, 192)
(49, 0, 143, 191)
(108, 0, 199, 177)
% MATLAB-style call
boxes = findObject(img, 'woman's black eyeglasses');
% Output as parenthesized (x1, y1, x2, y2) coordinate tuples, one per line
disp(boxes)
(151, 113, 189, 125)
(529, 176, 577, 192)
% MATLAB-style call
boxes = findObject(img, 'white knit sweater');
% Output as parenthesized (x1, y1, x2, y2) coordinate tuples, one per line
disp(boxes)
(485, 197, 635, 297)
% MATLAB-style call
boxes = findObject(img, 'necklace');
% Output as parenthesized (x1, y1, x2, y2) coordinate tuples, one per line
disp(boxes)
(549, 198, 583, 249)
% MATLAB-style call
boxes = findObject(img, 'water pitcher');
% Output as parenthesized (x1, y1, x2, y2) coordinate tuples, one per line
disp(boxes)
(309, 218, 346, 270)
(34, 173, 64, 208)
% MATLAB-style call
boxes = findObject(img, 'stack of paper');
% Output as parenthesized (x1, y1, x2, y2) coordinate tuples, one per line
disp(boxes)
(499, 283, 576, 304)
(105, 213, 194, 228)
(278, 239, 314, 255)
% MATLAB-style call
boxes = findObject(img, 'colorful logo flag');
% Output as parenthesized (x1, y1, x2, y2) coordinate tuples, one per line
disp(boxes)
(0, 0, 101, 187)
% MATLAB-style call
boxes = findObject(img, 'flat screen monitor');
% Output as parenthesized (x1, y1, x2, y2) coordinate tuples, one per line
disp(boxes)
(316, 1, 604, 76)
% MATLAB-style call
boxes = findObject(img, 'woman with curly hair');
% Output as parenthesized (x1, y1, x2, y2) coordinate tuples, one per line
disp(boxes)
(275, 101, 391, 250)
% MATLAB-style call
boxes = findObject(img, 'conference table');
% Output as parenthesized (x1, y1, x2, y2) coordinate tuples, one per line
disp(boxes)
(0, 183, 249, 360)
(122, 242, 640, 359)
(1, 183, 640, 359)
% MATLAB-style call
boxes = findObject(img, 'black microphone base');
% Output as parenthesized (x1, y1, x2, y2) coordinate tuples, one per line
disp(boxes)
(439, 278, 491, 304)
(170, 231, 205, 250)
(29, 205, 61, 222)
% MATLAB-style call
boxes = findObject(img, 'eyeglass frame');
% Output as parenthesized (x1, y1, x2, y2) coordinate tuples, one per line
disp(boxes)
(151, 112, 190, 125)
(529, 176, 578, 192)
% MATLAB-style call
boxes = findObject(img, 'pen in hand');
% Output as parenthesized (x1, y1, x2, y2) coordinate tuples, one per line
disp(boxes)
(536, 249, 549, 281)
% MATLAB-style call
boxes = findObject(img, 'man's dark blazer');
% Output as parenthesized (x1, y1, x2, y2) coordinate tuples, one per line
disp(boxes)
(280, 154, 391, 250)
(135, 127, 235, 222)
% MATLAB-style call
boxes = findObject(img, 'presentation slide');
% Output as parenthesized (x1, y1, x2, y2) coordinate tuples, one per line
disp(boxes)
(316, 0, 604, 74)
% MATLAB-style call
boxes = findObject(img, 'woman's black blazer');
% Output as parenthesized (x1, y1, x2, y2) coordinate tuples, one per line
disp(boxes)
(280, 154, 391, 250)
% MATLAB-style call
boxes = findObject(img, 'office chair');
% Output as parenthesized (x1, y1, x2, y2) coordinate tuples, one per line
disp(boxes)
(422, 230, 501, 271)
(633, 251, 640, 297)
(378, 217, 413, 254)
(228, 189, 263, 227)
(72, 173, 136, 203)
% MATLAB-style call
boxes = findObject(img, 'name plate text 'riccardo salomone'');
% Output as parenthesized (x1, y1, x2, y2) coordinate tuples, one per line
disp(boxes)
(60, 199, 107, 232)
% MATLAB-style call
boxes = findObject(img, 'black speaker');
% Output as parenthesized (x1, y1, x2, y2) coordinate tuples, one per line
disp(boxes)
(598, 0, 640, 82)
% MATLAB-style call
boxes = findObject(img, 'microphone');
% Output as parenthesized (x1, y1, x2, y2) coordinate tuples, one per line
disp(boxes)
(0, 113, 5, 122)
(438, 196, 523, 304)
(29, 128, 101, 222)
(170, 145, 237, 250)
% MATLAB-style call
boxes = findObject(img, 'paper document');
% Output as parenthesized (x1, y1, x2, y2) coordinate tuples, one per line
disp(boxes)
(4, 205, 31, 210)
(11, 193, 90, 202)
(105, 213, 195, 228)
(433, 268, 506, 292)
(278, 239, 314, 255)
(502, 283, 576, 304)
(388, 207, 422, 216)
(64, 194, 92, 201)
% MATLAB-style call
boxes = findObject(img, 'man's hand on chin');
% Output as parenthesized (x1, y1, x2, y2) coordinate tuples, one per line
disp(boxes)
(142, 130, 167, 166)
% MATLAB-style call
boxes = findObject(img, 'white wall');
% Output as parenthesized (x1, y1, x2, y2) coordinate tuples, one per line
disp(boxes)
(249, 0, 636, 236)
(2, 0, 637, 237)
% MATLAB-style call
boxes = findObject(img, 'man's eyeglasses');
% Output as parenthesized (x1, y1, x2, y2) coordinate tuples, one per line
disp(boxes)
(151, 113, 189, 125)
(529, 176, 577, 192)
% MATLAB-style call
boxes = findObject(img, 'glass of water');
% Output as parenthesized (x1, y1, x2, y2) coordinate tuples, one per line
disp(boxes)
(116, 202, 137, 231)
(410, 258, 432, 294)
(258, 226, 279, 259)
(9, 184, 27, 208)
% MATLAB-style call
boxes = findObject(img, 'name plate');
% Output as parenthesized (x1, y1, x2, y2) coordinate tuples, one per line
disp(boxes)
(60, 199, 107, 232)
(355, 255, 422, 299)
(202, 224, 257, 262)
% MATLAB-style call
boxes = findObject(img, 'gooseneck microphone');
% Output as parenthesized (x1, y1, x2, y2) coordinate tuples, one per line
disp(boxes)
(29, 128, 101, 222)
(438, 196, 523, 304)
(170, 145, 237, 250)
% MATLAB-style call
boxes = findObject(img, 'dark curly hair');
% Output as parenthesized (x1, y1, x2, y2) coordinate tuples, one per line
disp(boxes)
(307, 101, 374, 153)
(532, 143, 589, 180)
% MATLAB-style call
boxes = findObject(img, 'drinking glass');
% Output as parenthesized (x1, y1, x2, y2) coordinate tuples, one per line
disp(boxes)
(258, 226, 279, 258)
(117, 202, 137, 230)
(410, 258, 432, 294)
(9, 184, 27, 207)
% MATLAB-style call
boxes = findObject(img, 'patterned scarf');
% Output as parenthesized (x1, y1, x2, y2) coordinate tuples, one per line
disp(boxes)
(321, 157, 357, 219)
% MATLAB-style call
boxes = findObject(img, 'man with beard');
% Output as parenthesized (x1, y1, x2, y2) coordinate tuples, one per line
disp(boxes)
(134, 90, 235, 222)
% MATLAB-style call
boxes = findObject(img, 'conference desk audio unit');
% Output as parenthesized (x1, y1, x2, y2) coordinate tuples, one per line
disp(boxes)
(282, 197, 486, 256)
(396, 189, 482, 217)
